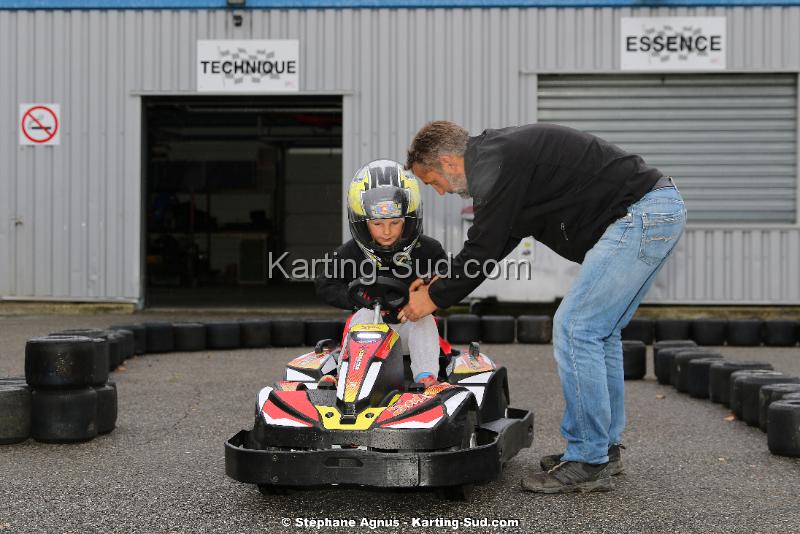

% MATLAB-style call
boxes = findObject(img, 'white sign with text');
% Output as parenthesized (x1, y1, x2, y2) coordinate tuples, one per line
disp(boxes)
(197, 40, 299, 92)
(620, 17, 726, 70)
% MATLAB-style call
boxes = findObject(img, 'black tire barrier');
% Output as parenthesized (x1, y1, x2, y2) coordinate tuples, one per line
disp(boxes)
(52, 329, 122, 372)
(304, 319, 342, 347)
(0, 384, 31, 444)
(726, 320, 763, 347)
(110, 324, 146, 355)
(729, 370, 786, 419)
(111, 329, 135, 361)
(622, 340, 646, 380)
(622, 318, 654, 345)
(767, 400, 800, 457)
(687, 358, 725, 399)
(95, 383, 118, 434)
(88, 339, 111, 385)
(652, 340, 696, 378)
(654, 347, 696, 385)
(763, 320, 799, 347)
(480, 315, 515, 344)
(270, 319, 305, 347)
(740, 375, 800, 427)
(144, 322, 175, 353)
(708, 361, 774, 405)
(25, 336, 97, 389)
(31, 387, 98, 443)
(671, 350, 722, 393)
(240, 319, 271, 348)
(445, 314, 481, 344)
(691, 319, 727, 346)
(655, 319, 692, 341)
(516, 315, 552, 344)
(206, 321, 241, 350)
(759, 383, 800, 433)
(173, 323, 207, 352)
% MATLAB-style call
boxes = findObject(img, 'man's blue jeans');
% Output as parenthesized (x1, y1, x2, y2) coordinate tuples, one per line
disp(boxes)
(553, 186, 686, 465)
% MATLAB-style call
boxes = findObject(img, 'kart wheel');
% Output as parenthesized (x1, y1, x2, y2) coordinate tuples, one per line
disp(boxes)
(257, 484, 291, 496)
(173, 322, 207, 352)
(622, 340, 646, 380)
(691, 319, 727, 346)
(206, 321, 241, 350)
(655, 319, 691, 341)
(447, 314, 481, 344)
(516, 315, 552, 344)
(726, 320, 762, 347)
(240, 319, 271, 348)
(271, 319, 304, 347)
(763, 320, 799, 347)
(621, 318, 654, 345)
(439, 484, 474, 502)
(0, 384, 31, 444)
(110, 324, 146, 355)
(144, 322, 175, 353)
(25, 335, 97, 388)
(480, 315, 515, 344)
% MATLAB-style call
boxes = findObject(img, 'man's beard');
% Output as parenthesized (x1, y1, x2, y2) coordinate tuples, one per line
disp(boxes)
(443, 170, 470, 199)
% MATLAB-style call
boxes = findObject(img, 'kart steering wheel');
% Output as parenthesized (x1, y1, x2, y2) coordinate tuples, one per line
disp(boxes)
(347, 276, 409, 311)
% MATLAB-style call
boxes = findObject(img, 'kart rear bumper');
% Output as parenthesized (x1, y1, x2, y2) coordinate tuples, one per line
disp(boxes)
(225, 407, 533, 488)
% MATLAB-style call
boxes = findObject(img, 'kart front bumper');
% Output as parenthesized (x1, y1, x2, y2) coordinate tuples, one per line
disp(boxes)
(225, 407, 533, 488)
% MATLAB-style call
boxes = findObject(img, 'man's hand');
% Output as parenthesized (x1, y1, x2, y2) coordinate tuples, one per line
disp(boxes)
(398, 278, 439, 322)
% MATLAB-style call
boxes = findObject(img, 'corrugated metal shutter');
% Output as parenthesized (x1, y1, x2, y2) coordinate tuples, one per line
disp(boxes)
(537, 74, 798, 223)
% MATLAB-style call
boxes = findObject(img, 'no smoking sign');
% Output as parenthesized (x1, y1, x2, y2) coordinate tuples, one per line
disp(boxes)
(19, 103, 61, 146)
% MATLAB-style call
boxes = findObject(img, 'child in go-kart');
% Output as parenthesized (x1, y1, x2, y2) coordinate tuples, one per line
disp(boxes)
(315, 159, 447, 388)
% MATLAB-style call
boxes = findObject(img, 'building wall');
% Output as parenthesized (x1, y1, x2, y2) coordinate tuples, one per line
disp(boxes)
(0, 7, 798, 303)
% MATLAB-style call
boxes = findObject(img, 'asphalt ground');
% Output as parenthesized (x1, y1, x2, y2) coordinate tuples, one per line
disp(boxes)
(1, 313, 799, 533)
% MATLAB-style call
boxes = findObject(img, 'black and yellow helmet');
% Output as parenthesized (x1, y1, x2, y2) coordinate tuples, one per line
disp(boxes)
(347, 159, 423, 267)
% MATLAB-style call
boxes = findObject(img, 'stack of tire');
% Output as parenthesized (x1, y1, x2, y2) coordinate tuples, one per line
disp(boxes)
(621, 317, 799, 348)
(3, 335, 119, 444)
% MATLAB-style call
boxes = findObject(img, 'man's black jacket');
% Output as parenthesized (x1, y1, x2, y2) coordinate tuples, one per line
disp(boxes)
(315, 235, 447, 311)
(428, 123, 662, 309)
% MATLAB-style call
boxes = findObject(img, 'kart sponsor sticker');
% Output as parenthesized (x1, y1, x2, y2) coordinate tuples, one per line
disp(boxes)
(453, 353, 495, 374)
(289, 351, 324, 369)
(369, 200, 402, 218)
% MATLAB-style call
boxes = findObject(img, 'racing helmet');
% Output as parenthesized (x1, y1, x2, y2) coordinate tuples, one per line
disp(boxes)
(347, 159, 423, 267)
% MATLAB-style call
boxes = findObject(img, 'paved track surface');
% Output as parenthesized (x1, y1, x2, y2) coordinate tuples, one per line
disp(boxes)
(1, 314, 799, 533)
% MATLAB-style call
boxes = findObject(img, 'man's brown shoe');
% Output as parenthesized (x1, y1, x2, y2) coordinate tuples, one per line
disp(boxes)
(521, 461, 613, 494)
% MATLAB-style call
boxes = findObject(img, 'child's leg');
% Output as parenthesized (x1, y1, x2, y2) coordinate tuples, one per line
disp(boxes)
(396, 315, 440, 380)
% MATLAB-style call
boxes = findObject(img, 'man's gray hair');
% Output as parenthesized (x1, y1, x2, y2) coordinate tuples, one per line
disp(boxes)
(406, 121, 469, 170)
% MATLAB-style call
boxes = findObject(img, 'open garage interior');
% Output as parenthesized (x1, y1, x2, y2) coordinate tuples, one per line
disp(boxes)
(143, 96, 342, 308)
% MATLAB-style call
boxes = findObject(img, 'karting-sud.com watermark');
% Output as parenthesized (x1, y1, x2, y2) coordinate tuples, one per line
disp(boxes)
(266, 252, 533, 283)
(283, 516, 521, 530)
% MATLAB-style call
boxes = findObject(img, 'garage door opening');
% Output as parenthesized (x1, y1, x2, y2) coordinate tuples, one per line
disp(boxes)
(143, 96, 343, 307)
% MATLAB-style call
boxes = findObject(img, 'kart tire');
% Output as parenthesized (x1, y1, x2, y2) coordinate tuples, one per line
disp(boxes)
(655, 319, 692, 341)
(51, 330, 122, 374)
(112, 329, 135, 361)
(730, 370, 786, 419)
(446, 314, 481, 345)
(726, 320, 763, 347)
(144, 322, 175, 353)
(654, 347, 695, 385)
(691, 319, 727, 346)
(25, 336, 97, 388)
(110, 324, 146, 355)
(767, 400, 800, 457)
(763, 320, 799, 347)
(622, 340, 646, 380)
(271, 319, 304, 347)
(622, 318, 654, 345)
(516, 315, 552, 344)
(0, 384, 31, 444)
(480, 315, 515, 344)
(304, 319, 342, 347)
(206, 321, 241, 350)
(708, 361, 774, 405)
(653, 340, 696, 360)
(740, 374, 800, 427)
(173, 322, 207, 352)
(687, 358, 725, 399)
(104, 332, 125, 371)
(95, 383, 118, 434)
(759, 383, 800, 432)
(671, 350, 722, 393)
(240, 319, 271, 348)
(31, 387, 98, 443)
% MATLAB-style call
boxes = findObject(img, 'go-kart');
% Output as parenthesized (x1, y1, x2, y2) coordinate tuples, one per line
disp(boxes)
(224, 276, 533, 499)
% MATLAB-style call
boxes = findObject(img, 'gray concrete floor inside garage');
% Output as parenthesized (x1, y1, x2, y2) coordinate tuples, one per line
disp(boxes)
(1, 313, 799, 533)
